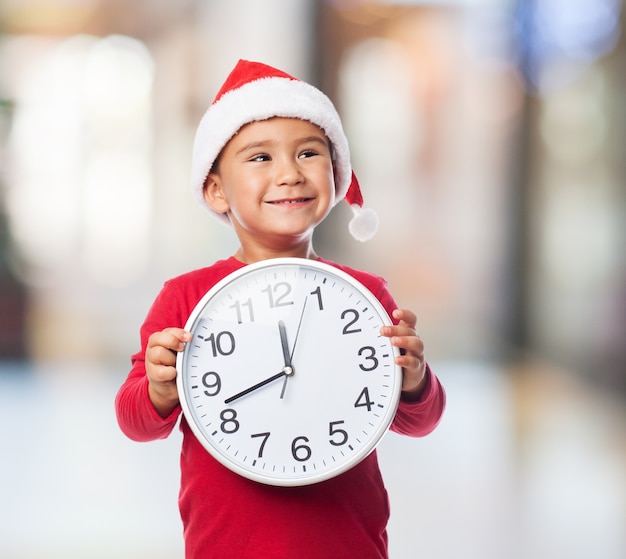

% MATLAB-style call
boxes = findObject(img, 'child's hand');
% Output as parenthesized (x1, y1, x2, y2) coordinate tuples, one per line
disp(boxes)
(381, 309, 427, 399)
(146, 328, 192, 417)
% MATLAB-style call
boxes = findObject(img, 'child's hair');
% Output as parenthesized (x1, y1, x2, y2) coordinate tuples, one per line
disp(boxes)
(190, 59, 379, 242)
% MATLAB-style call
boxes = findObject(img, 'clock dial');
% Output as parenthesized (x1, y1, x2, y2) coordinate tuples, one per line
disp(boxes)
(177, 258, 402, 486)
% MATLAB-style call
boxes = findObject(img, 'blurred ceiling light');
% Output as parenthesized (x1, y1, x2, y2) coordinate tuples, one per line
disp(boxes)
(5, 34, 154, 287)
(80, 35, 154, 287)
(514, 0, 622, 92)
(84, 35, 154, 116)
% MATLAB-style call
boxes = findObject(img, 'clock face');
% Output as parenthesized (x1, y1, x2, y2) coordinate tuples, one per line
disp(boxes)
(176, 258, 401, 486)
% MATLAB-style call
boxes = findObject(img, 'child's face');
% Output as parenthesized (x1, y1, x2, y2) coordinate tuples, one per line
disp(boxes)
(204, 117, 336, 254)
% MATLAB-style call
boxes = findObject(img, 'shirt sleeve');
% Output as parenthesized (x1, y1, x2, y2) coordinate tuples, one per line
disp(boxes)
(366, 275, 446, 438)
(115, 370, 181, 442)
(115, 281, 184, 442)
(391, 363, 446, 437)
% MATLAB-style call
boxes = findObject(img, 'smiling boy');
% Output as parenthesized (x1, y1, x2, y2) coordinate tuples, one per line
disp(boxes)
(115, 60, 446, 558)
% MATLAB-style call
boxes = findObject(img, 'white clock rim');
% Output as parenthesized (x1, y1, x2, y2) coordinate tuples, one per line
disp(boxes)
(176, 257, 402, 486)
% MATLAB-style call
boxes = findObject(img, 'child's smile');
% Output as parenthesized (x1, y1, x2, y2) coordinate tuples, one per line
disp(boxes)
(268, 197, 312, 204)
(266, 196, 315, 208)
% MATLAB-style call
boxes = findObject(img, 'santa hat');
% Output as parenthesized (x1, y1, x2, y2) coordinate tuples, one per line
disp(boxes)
(190, 59, 378, 241)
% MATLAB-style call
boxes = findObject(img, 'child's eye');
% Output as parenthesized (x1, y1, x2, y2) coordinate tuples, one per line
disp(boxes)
(299, 149, 318, 159)
(250, 153, 271, 162)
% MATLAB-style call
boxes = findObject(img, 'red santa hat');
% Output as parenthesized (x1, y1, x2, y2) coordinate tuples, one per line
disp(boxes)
(190, 59, 378, 241)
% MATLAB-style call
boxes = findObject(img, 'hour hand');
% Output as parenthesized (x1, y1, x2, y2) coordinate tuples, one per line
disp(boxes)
(278, 320, 292, 368)
(278, 320, 296, 399)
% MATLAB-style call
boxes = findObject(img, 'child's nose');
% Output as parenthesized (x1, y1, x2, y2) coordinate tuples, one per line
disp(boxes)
(275, 157, 304, 186)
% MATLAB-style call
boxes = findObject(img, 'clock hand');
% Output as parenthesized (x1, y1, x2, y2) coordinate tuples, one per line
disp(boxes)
(278, 320, 291, 367)
(278, 320, 292, 400)
(290, 296, 308, 362)
(278, 296, 307, 399)
(279, 373, 289, 400)
(224, 368, 293, 405)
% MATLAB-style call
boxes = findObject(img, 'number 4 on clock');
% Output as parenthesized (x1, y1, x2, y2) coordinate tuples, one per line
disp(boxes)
(354, 387, 374, 412)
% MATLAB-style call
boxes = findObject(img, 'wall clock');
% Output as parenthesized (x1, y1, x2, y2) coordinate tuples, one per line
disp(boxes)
(176, 257, 402, 486)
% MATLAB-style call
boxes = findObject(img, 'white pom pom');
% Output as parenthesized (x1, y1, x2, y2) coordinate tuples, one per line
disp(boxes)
(348, 205, 379, 242)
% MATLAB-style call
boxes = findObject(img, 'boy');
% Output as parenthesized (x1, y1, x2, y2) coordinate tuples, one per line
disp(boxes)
(115, 59, 446, 559)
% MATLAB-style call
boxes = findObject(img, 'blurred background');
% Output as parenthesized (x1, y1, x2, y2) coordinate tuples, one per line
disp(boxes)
(0, 0, 624, 558)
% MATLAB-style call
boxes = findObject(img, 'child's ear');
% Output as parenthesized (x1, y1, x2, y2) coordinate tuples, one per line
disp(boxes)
(203, 173, 230, 214)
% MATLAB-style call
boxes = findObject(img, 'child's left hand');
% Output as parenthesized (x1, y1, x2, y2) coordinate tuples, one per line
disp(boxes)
(380, 308, 427, 399)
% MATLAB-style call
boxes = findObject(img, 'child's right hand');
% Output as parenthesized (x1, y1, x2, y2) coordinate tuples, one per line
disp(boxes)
(146, 327, 192, 417)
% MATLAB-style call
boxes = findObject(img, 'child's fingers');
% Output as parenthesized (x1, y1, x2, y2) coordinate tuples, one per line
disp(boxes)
(148, 344, 178, 368)
(392, 308, 417, 329)
(390, 333, 424, 358)
(149, 328, 192, 353)
(396, 351, 422, 370)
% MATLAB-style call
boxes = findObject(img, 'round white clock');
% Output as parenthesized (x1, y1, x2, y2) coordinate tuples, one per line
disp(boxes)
(176, 257, 402, 486)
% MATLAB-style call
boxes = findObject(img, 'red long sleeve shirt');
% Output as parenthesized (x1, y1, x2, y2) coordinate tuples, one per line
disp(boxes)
(116, 257, 446, 558)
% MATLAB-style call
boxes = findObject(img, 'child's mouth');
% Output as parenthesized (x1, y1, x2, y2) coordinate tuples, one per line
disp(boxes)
(269, 198, 311, 205)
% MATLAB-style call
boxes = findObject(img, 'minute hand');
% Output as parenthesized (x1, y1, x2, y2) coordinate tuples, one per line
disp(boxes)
(224, 370, 288, 405)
